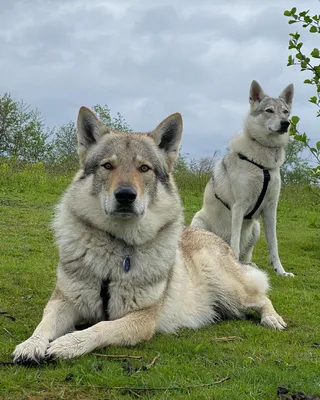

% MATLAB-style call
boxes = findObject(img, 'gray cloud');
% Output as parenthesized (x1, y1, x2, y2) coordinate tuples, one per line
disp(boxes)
(0, 0, 318, 159)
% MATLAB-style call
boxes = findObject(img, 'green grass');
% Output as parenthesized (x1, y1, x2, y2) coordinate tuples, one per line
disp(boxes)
(0, 162, 320, 400)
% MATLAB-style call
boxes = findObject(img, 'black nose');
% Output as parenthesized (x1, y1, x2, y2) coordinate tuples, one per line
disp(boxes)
(114, 187, 137, 205)
(281, 120, 290, 130)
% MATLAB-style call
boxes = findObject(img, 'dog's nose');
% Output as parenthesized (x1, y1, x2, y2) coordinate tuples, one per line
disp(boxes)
(281, 120, 290, 130)
(114, 187, 137, 205)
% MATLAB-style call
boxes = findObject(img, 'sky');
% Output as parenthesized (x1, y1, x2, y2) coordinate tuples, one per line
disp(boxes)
(0, 0, 319, 160)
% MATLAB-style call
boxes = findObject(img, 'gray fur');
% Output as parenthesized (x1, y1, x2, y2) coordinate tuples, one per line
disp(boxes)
(191, 80, 295, 277)
(13, 108, 286, 364)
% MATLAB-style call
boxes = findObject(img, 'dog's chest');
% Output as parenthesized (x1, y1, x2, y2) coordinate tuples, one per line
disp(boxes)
(61, 231, 173, 320)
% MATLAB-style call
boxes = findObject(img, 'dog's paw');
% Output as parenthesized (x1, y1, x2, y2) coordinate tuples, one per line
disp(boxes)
(278, 271, 294, 277)
(45, 330, 97, 360)
(12, 336, 49, 366)
(261, 314, 287, 331)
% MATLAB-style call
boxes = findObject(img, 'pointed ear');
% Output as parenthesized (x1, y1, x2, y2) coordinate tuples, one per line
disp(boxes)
(149, 113, 183, 171)
(279, 83, 294, 106)
(249, 80, 265, 104)
(77, 106, 106, 163)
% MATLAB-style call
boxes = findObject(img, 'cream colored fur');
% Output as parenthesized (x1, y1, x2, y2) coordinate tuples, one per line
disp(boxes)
(191, 81, 295, 277)
(13, 108, 286, 364)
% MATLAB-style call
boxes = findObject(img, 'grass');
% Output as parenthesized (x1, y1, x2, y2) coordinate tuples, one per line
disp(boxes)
(0, 161, 320, 400)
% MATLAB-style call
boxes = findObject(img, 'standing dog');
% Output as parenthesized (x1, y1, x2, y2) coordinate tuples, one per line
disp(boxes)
(191, 80, 294, 277)
(13, 107, 286, 364)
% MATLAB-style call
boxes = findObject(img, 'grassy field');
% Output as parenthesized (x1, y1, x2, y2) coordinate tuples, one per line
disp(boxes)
(0, 161, 319, 400)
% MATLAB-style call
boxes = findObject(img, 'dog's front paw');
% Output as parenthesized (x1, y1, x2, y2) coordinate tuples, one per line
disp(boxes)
(13, 336, 49, 365)
(46, 330, 98, 360)
(261, 314, 287, 331)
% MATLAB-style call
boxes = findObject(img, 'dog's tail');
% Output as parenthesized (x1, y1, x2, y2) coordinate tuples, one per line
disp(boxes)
(241, 262, 270, 295)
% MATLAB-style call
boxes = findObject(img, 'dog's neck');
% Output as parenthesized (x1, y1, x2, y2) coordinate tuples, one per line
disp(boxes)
(229, 130, 286, 170)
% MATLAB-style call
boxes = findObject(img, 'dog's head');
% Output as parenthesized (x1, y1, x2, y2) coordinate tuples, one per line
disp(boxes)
(74, 107, 183, 221)
(246, 80, 294, 146)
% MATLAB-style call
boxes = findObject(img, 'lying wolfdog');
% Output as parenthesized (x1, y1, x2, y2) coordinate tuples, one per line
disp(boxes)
(191, 80, 294, 277)
(13, 108, 286, 364)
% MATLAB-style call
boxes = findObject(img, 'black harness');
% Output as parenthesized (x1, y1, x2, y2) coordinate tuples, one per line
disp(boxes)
(100, 278, 111, 320)
(215, 153, 270, 220)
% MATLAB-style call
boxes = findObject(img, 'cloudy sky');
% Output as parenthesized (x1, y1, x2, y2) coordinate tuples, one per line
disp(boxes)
(0, 0, 318, 159)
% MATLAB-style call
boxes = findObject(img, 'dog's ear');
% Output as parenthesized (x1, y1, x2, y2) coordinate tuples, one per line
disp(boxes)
(149, 113, 183, 171)
(249, 80, 265, 104)
(77, 106, 107, 163)
(279, 83, 294, 106)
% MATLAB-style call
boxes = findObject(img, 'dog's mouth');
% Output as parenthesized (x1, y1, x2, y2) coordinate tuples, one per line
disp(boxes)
(276, 127, 289, 134)
(269, 127, 288, 135)
(112, 207, 137, 217)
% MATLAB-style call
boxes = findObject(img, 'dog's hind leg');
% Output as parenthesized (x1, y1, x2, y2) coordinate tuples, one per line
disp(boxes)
(255, 296, 287, 330)
(240, 263, 286, 330)
(45, 305, 159, 360)
(190, 211, 209, 230)
(13, 294, 79, 365)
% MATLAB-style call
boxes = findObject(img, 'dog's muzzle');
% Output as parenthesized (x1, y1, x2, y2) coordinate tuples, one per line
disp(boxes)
(277, 120, 290, 134)
(113, 186, 137, 215)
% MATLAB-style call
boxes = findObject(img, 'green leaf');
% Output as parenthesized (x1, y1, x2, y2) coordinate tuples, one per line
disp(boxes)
(289, 32, 300, 40)
(291, 7, 297, 15)
(316, 141, 320, 151)
(296, 53, 303, 60)
(284, 10, 291, 17)
(310, 26, 317, 33)
(288, 20, 297, 24)
(291, 116, 300, 124)
(309, 96, 317, 104)
(311, 48, 320, 58)
(287, 55, 294, 66)
(294, 134, 306, 143)
(304, 79, 312, 84)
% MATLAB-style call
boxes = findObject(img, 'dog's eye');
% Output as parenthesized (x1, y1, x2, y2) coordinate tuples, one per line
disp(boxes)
(102, 162, 114, 170)
(283, 109, 289, 114)
(139, 165, 150, 173)
(265, 109, 274, 113)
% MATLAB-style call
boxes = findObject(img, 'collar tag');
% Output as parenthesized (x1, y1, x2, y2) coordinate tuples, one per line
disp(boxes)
(123, 256, 131, 273)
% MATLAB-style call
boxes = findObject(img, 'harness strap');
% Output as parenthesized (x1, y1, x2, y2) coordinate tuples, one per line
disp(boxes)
(100, 278, 111, 320)
(214, 153, 270, 220)
(215, 193, 230, 210)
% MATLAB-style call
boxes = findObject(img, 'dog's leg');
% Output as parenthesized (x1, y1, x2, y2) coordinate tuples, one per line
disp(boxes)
(255, 296, 287, 330)
(45, 305, 159, 360)
(262, 206, 294, 277)
(13, 295, 78, 365)
(190, 212, 208, 230)
(240, 220, 260, 263)
(230, 204, 244, 259)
